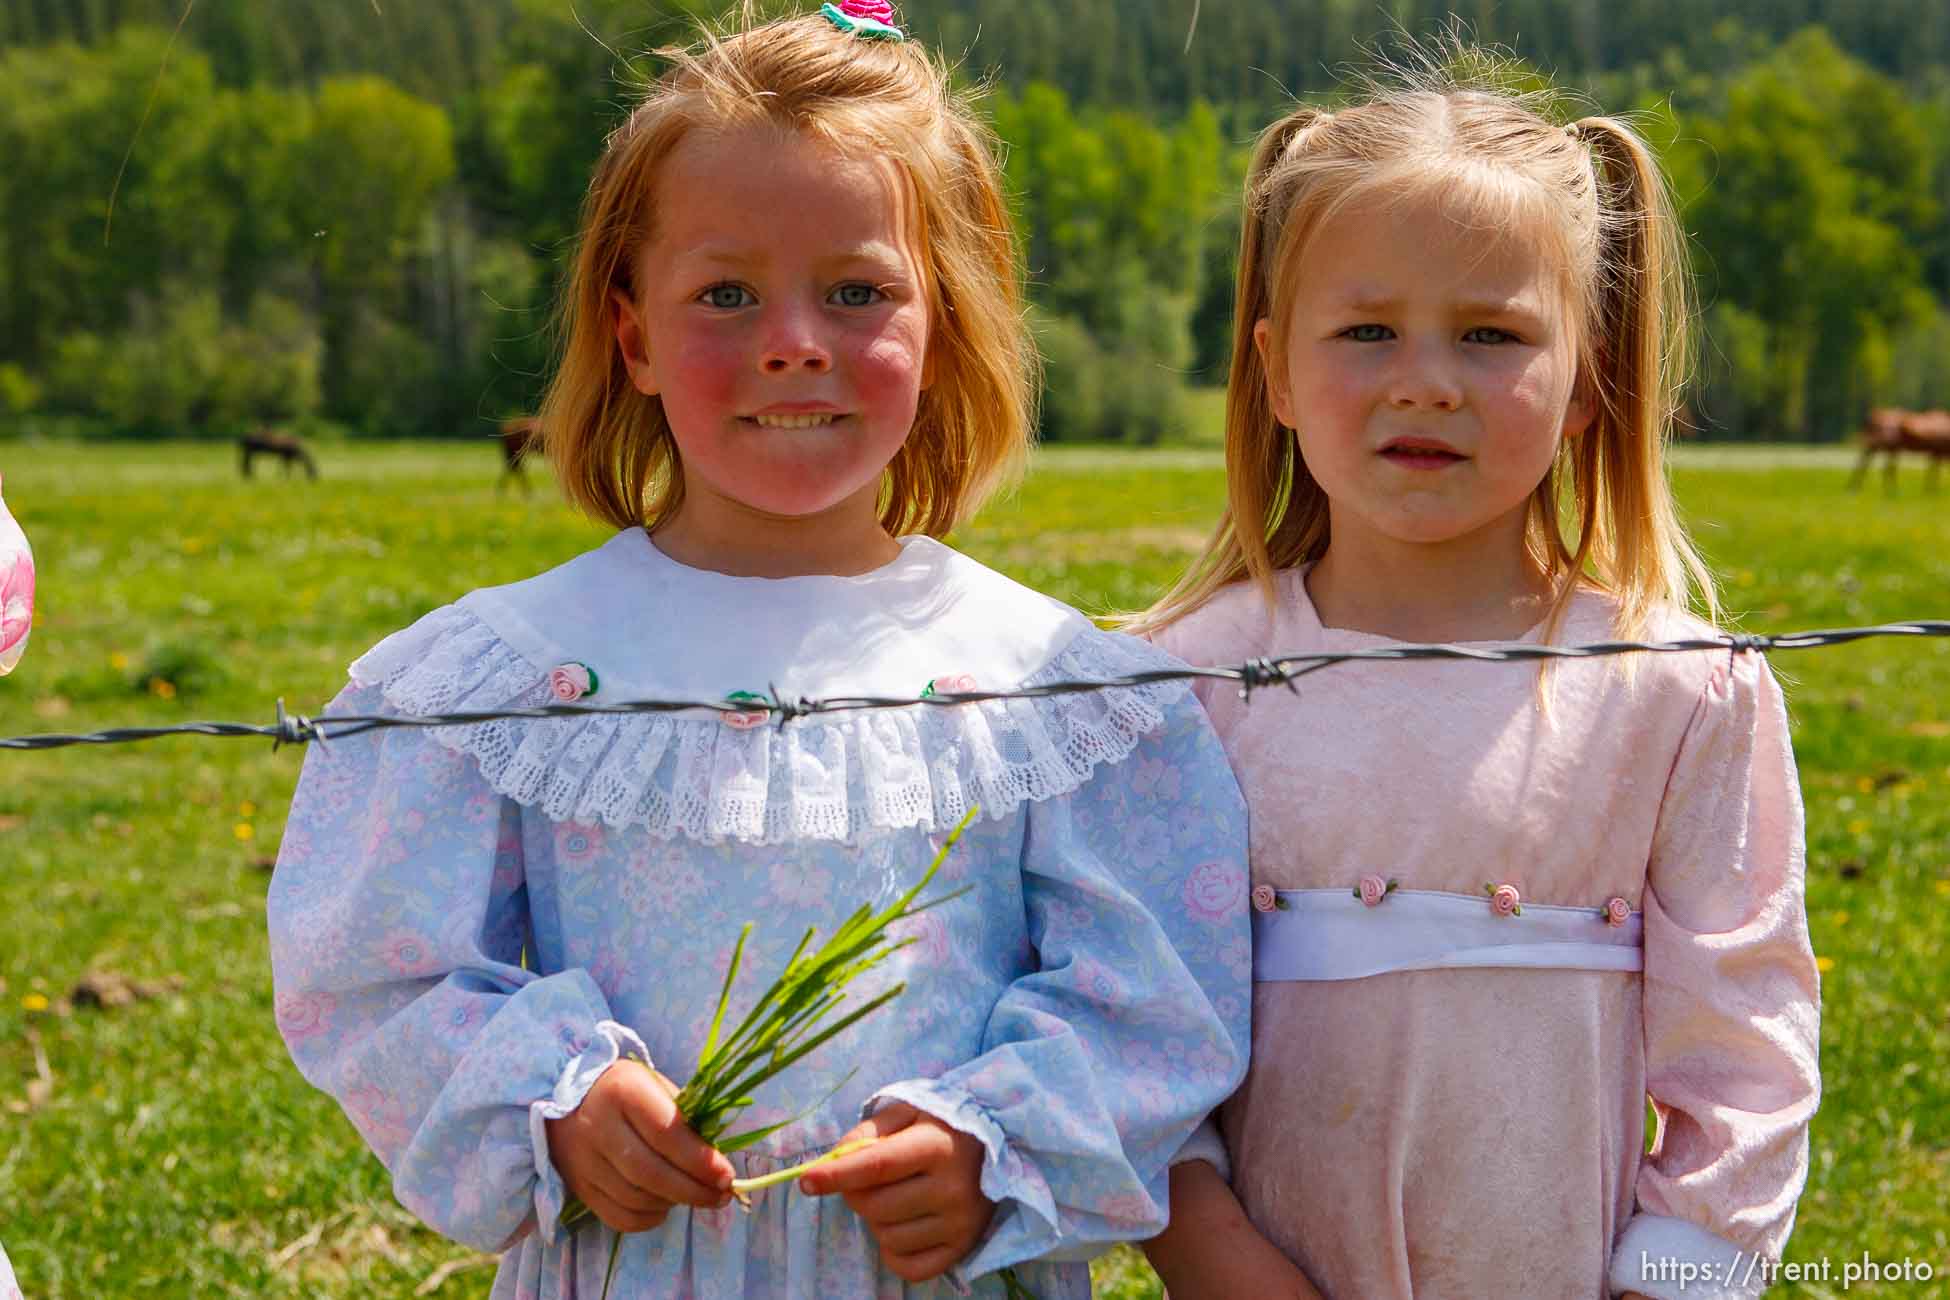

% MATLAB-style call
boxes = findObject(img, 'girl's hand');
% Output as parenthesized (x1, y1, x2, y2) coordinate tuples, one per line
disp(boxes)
(544, 1060, 735, 1233)
(798, 1101, 995, 1283)
(1145, 1160, 1323, 1299)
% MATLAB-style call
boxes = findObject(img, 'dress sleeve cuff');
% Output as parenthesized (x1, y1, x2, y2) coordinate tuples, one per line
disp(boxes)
(1610, 1213, 1770, 1299)
(1168, 1118, 1230, 1184)
(865, 1079, 1061, 1288)
(527, 1020, 653, 1246)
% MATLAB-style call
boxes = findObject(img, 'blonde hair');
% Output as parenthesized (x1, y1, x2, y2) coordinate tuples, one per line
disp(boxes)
(539, 5, 1036, 537)
(1133, 56, 1716, 643)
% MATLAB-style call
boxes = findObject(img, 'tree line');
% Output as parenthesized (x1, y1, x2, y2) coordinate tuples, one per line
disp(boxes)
(1, 1, 1946, 442)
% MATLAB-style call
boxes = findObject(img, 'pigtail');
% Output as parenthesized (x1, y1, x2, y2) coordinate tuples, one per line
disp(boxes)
(1562, 115, 1716, 640)
(1125, 106, 1333, 635)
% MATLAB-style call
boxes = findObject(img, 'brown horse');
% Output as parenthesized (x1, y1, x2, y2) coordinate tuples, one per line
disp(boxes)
(498, 416, 543, 494)
(238, 427, 318, 480)
(1849, 407, 1950, 492)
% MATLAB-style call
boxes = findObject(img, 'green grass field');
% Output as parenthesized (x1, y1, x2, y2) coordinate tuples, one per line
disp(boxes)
(1, 441, 1946, 1297)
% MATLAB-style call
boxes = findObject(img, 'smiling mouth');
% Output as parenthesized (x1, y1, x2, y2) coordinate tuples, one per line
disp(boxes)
(750, 413, 847, 430)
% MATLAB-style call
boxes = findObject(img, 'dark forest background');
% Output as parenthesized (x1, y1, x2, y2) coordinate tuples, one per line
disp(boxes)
(4, 0, 1948, 443)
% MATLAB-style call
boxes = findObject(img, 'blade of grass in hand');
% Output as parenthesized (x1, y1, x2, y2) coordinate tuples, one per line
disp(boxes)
(564, 806, 981, 1299)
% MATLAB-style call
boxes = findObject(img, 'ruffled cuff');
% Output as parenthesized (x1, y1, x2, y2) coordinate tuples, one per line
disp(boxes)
(865, 1079, 1060, 1288)
(528, 1020, 653, 1246)
(1167, 1118, 1230, 1184)
(1610, 1213, 1769, 1299)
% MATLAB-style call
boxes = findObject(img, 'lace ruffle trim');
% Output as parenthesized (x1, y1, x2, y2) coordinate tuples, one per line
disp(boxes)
(351, 605, 1183, 845)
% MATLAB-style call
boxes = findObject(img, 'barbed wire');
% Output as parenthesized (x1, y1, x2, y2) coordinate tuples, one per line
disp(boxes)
(4, 619, 1946, 755)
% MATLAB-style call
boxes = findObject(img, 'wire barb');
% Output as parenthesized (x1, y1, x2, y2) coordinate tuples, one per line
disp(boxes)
(767, 684, 813, 728)
(273, 699, 325, 753)
(1236, 657, 1295, 701)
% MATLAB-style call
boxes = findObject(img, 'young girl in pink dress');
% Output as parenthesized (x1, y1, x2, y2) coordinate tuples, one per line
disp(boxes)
(1137, 63, 1820, 1300)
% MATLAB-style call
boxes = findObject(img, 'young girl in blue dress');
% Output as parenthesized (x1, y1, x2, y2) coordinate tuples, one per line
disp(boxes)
(266, 5, 1251, 1297)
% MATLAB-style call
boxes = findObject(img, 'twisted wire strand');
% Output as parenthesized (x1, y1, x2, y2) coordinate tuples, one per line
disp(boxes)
(2, 620, 1946, 753)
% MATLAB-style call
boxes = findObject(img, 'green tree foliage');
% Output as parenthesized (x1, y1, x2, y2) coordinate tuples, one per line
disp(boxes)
(49, 284, 321, 430)
(2, 5, 1949, 440)
(1669, 30, 1939, 437)
(0, 28, 223, 368)
(993, 85, 1225, 439)
(918, 0, 1950, 120)
(0, 32, 465, 435)
(0, 0, 522, 102)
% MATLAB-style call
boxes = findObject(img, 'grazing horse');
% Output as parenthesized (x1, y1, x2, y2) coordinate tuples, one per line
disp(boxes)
(238, 428, 318, 480)
(498, 416, 543, 494)
(1850, 407, 1950, 492)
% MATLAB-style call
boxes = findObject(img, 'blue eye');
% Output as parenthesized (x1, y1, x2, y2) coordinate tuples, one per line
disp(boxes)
(1344, 324, 1392, 342)
(830, 283, 883, 308)
(700, 284, 754, 309)
(1464, 326, 1518, 344)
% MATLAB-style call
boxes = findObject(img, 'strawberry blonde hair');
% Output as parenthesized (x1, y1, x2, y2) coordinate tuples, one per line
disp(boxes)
(1132, 53, 1715, 642)
(539, 5, 1035, 536)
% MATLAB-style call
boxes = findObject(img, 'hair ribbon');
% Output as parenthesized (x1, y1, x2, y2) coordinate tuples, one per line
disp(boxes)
(821, 0, 906, 41)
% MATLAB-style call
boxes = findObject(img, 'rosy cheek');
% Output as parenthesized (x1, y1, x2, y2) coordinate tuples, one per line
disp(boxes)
(855, 327, 927, 404)
(661, 333, 744, 412)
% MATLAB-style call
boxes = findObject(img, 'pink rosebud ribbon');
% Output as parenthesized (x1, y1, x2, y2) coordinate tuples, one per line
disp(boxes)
(1485, 882, 1523, 917)
(1603, 897, 1632, 927)
(1354, 874, 1393, 907)
(1250, 884, 1278, 914)
(922, 673, 979, 699)
(548, 662, 597, 703)
(722, 690, 770, 730)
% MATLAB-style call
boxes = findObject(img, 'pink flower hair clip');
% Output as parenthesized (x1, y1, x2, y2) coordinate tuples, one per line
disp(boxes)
(1485, 882, 1523, 917)
(821, 0, 906, 42)
(1353, 874, 1398, 907)
(548, 662, 598, 703)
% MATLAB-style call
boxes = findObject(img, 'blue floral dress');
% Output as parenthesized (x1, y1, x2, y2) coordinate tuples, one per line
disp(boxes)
(268, 530, 1252, 1298)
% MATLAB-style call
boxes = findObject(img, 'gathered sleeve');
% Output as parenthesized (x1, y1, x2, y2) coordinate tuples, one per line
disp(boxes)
(267, 681, 643, 1254)
(867, 686, 1254, 1280)
(1610, 652, 1821, 1300)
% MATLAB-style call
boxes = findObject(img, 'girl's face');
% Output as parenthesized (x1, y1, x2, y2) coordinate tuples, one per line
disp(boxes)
(613, 122, 932, 532)
(1257, 190, 1593, 561)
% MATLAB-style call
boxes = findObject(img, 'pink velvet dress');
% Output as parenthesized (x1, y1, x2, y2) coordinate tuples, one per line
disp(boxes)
(1155, 570, 1820, 1300)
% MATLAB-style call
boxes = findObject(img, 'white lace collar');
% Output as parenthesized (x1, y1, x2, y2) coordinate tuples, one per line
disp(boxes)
(347, 530, 1187, 845)
(446, 528, 1088, 704)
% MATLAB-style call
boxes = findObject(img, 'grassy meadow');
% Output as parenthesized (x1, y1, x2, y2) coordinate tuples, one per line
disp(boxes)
(0, 439, 1947, 1297)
